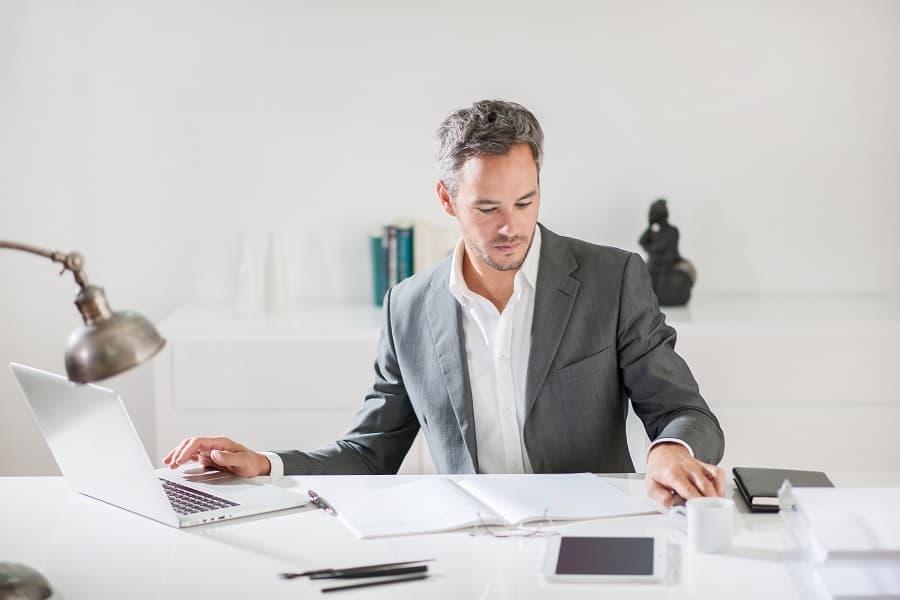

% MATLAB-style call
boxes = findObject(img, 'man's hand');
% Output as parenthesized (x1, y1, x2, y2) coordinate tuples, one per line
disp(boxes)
(162, 436, 271, 478)
(645, 442, 724, 508)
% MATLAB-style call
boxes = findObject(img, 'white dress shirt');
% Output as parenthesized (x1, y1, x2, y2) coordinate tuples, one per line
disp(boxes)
(448, 227, 542, 473)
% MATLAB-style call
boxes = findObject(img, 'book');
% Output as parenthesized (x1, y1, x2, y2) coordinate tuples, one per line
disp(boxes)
(384, 224, 398, 288)
(369, 221, 457, 306)
(733, 467, 833, 513)
(412, 221, 458, 274)
(327, 473, 655, 539)
(370, 230, 387, 306)
(395, 222, 414, 283)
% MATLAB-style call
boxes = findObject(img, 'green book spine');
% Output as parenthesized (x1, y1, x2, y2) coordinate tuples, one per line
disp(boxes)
(370, 232, 386, 306)
(396, 223, 414, 282)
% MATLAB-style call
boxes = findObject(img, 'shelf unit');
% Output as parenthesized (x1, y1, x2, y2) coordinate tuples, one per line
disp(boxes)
(154, 295, 900, 474)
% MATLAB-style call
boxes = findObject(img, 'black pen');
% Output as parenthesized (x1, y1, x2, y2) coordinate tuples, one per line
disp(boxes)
(308, 489, 337, 516)
(321, 573, 429, 593)
(309, 565, 428, 580)
(280, 559, 436, 580)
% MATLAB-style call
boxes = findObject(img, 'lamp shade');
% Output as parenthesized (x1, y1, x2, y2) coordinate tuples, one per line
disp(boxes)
(63, 285, 165, 383)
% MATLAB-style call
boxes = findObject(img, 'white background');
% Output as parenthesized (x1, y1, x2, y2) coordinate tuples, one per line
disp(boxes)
(2, 1, 898, 475)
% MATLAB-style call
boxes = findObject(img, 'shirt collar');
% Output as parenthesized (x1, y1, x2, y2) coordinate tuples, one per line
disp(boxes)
(448, 225, 542, 306)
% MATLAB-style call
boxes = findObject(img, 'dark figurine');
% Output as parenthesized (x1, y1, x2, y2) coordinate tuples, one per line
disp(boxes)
(638, 199, 697, 306)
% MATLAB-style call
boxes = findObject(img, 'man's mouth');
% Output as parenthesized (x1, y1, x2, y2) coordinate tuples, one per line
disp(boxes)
(494, 239, 526, 252)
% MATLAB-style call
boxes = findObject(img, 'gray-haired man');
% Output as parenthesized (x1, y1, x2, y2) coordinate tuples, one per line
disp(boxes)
(166, 100, 726, 507)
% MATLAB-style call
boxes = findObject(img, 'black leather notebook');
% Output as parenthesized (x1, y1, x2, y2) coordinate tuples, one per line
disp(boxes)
(732, 467, 834, 513)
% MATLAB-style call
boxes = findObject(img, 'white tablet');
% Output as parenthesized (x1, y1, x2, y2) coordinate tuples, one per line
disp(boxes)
(542, 536, 667, 583)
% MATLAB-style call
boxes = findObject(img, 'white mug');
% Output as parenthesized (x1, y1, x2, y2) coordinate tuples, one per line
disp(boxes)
(672, 497, 734, 553)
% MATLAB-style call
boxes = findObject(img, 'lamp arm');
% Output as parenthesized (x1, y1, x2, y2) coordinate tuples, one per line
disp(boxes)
(0, 240, 90, 288)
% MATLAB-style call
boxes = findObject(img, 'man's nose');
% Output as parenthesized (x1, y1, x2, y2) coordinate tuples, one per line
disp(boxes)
(497, 209, 523, 238)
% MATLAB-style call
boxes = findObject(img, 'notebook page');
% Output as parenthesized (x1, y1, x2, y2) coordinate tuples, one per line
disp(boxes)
(457, 473, 655, 526)
(333, 478, 504, 538)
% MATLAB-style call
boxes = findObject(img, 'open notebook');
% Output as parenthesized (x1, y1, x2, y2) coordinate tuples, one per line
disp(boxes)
(331, 473, 655, 538)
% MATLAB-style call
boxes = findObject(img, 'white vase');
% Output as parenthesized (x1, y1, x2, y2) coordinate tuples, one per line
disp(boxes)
(265, 229, 290, 313)
(235, 233, 260, 317)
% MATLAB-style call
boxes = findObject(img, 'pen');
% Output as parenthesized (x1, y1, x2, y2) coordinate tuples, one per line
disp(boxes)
(320, 573, 429, 593)
(308, 489, 337, 516)
(309, 565, 428, 580)
(279, 559, 435, 580)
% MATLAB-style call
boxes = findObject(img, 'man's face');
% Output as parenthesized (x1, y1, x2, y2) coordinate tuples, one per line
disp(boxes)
(438, 143, 540, 273)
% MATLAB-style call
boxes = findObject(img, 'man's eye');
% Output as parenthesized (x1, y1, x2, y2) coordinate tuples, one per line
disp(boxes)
(477, 208, 498, 214)
(515, 202, 533, 209)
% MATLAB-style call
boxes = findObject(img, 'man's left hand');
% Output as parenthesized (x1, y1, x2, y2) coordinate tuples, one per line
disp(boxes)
(645, 442, 725, 508)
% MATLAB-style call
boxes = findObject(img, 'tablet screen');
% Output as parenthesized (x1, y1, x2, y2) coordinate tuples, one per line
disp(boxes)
(555, 537, 654, 576)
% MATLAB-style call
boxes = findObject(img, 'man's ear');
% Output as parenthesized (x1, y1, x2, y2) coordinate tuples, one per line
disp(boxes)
(436, 180, 456, 217)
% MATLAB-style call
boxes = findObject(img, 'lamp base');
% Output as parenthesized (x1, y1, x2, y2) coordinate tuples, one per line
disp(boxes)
(0, 562, 52, 600)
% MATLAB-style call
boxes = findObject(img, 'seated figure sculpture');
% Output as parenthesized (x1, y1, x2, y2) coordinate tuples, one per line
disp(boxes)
(638, 199, 697, 306)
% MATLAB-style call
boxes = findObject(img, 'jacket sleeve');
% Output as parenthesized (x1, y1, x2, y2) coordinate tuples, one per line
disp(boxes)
(616, 253, 725, 464)
(275, 286, 420, 474)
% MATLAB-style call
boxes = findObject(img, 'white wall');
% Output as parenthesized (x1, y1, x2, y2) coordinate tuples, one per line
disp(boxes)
(2, 1, 899, 475)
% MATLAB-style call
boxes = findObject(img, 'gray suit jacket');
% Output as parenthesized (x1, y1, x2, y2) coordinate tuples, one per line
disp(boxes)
(277, 224, 724, 474)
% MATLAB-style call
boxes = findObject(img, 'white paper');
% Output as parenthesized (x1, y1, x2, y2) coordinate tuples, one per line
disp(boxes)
(334, 478, 503, 538)
(331, 474, 654, 539)
(457, 473, 654, 526)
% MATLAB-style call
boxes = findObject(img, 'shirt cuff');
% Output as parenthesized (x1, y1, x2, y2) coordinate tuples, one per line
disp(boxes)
(648, 437, 695, 458)
(261, 452, 284, 481)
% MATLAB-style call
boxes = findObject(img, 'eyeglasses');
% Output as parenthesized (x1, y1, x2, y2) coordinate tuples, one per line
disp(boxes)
(469, 509, 559, 538)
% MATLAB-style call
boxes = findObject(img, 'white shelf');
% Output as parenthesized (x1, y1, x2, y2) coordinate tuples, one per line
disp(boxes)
(160, 302, 383, 337)
(663, 293, 900, 333)
(154, 295, 900, 475)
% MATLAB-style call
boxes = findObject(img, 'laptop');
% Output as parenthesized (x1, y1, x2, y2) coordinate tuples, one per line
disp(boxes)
(11, 362, 307, 527)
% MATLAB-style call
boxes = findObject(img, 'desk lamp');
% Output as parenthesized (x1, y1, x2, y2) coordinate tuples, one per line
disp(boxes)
(0, 240, 166, 600)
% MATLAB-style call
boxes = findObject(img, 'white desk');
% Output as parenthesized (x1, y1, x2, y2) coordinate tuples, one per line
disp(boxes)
(3, 472, 898, 599)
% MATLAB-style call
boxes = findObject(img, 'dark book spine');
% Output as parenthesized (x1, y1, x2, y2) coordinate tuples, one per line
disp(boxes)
(384, 224, 398, 288)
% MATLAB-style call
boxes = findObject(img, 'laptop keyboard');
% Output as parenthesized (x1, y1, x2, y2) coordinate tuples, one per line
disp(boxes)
(159, 478, 240, 515)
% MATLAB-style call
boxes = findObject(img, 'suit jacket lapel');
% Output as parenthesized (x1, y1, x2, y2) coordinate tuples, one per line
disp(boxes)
(424, 264, 479, 472)
(525, 225, 580, 420)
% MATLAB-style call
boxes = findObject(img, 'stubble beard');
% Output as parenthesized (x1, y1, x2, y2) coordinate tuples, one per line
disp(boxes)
(474, 234, 534, 272)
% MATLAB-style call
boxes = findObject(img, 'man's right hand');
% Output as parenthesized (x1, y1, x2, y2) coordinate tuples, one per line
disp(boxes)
(163, 436, 271, 478)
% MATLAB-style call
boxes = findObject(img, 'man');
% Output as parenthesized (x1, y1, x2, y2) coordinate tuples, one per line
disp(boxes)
(165, 100, 725, 507)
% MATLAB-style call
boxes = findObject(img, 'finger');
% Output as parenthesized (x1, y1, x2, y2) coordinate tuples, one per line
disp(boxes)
(198, 451, 235, 472)
(209, 449, 254, 477)
(709, 464, 726, 497)
(685, 462, 719, 498)
(646, 477, 677, 508)
(172, 437, 204, 466)
(696, 461, 726, 497)
(164, 437, 195, 468)
(163, 438, 188, 464)
(175, 437, 242, 467)
(661, 467, 705, 501)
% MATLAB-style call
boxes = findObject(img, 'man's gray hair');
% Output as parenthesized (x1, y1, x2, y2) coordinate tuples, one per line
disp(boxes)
(434, 99, 544, 198)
